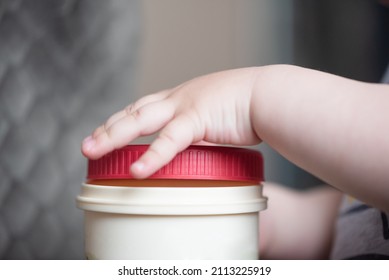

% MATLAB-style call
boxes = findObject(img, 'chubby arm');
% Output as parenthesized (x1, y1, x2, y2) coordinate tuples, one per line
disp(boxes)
(82, 64, 389, 211)
(252, 65, 389, 212)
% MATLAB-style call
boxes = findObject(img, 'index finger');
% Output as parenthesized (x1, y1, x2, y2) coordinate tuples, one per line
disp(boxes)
(82, 99, 175, 159)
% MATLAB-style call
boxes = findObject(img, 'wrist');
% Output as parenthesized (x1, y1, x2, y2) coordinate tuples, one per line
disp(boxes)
(250, 64, 296, 140)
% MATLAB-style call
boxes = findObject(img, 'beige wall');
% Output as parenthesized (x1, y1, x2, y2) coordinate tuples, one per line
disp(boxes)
(135, 0, 296, 184)
(137, 0, 294, 96)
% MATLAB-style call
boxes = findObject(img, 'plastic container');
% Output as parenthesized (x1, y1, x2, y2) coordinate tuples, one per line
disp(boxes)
(77, 145, 267, 260)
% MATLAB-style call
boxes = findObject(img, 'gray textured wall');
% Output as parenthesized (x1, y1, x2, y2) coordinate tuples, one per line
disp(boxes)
(0, 0, 140, 259)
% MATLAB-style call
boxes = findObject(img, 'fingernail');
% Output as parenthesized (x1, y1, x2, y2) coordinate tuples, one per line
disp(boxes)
(131, 161, 145, 173)
(83, 135, 96, 152)
(131, 161, 147, 178)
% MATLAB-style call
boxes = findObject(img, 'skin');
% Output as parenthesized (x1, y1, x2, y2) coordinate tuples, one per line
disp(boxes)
(260, 183, 341, 259)
(252, 65, 389, 213)
(81, 64, 389, 258)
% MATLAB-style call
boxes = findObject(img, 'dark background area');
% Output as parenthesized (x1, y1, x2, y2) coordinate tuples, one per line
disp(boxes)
(294, 0, 389, 82)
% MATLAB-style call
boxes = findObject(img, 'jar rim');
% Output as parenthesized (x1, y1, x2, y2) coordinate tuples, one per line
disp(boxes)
(77, 183, 267, 215)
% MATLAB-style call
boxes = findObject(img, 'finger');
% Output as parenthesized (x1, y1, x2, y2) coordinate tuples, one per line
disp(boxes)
(130, 114, 204, 178)
(92, 110, 128, 139)
(92, 90, 171, 138)
(82, 99, 175, 159)
(192, 140, 217, 146)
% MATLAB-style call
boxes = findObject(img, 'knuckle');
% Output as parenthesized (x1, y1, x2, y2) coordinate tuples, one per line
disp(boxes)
(125, 105, 143, 122)
(131, 109, 142, 122)
(158, 129, 177, 146)
(103, 121, 110, 133)
(125, 103, 136, 116)
(105, 123, 119, 141)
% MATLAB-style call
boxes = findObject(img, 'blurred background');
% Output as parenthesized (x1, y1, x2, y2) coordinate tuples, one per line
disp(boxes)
(0, 0, 388, 259)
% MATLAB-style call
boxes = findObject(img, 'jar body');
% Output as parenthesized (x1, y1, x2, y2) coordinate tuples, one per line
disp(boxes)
(77, 180, 267, 260)
(84, 210, 259, 260)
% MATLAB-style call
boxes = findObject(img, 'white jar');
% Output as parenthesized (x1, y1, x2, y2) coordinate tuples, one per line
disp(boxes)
(77, 145, 267, 260)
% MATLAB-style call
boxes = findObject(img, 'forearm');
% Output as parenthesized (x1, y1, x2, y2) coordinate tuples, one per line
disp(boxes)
(252, 65, 389, 211)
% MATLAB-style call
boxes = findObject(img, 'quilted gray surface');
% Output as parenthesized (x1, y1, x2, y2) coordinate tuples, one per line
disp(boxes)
(0, 0, 140, 259)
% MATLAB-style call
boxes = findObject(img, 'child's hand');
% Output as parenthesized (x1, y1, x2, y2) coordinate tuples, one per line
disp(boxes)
(82, 68, 262, 178)
(82, 64, 389, 211)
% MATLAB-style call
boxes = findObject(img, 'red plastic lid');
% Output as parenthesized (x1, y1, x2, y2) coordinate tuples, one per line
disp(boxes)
(87, 145, 264, 182)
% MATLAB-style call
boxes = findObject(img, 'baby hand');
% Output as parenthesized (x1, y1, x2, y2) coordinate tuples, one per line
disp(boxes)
(81, 68, 262, 178)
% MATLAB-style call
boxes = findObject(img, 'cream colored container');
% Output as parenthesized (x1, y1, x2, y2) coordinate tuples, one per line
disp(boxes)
(77, 145, 267, 260)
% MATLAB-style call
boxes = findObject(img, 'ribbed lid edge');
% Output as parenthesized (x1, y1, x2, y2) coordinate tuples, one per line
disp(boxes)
(87, 145, 264, 182)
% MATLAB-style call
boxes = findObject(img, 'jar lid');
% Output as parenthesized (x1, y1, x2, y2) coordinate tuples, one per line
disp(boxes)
(87, 145, 264, 182)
